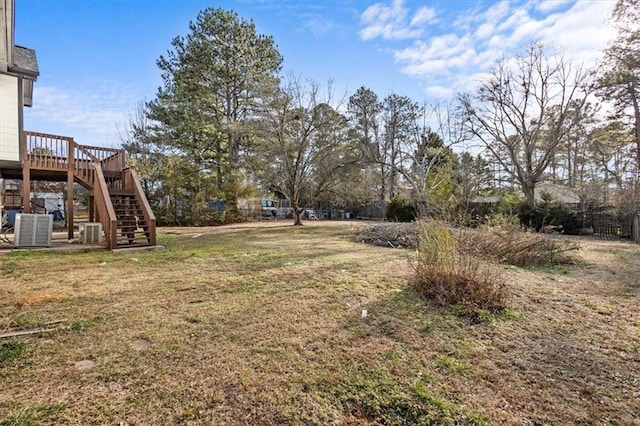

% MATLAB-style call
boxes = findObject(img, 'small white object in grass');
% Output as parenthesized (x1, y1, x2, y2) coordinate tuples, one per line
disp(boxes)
(74, 359, 96, 371)
(361, 309, 368, 318)
(98, 261, 107, 266)
(192, 233, 202, 239)
(131, 258, 139, 262)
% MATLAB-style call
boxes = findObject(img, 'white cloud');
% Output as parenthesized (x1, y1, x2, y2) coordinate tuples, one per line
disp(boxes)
(360, 0, 616, 99)
(475, 23, 495, 40)
(24, 81, 141, 147)
(532, 0, 572, 13)
(424, 85, 454, 98)
(410, 7, 437, 26)
(484, 1, 512, 22)
(533, 1, 617, 62)
(359, 0, 435, 41)
(303, 13, 334, 37)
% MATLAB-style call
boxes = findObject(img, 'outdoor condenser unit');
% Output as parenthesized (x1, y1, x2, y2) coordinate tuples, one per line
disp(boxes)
(14, 213, 53, 248)
(79, 222, 103, 244)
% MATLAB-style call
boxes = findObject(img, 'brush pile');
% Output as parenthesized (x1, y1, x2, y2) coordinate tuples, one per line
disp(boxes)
(355, 221, 580, 266)
(456, 226, 580, 266)
(352, 222, 419, 249)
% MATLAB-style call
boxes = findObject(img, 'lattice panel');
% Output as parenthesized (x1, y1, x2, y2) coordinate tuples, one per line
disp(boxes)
(14, 214, 53, 247)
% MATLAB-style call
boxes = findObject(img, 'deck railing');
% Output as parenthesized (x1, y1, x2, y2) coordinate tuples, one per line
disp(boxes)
(24, 131, 125, 175)
(24, 131, 72, 170)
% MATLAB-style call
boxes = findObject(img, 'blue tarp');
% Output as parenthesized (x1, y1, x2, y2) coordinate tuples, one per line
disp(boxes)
(52, 209, 65, 221)
(5, 210, 19, 226)
(208, 200, 225, 212)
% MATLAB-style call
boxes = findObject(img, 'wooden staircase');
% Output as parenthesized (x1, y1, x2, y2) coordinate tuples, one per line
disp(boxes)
(21, 131, 156, 249)
(110, 193, 153, 247)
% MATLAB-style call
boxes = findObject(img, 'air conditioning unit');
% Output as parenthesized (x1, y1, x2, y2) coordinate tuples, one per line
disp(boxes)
(79, 222, 103, 244)
(14, 213, 53, 248)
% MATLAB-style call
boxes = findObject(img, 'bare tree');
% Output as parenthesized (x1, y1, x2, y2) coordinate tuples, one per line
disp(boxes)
(257, 78, 349, 225)
(392, 102, 464, 218)
(118, 102, 165, 201)
(459, 42, 591, 204)
(380, 94, 420, 201)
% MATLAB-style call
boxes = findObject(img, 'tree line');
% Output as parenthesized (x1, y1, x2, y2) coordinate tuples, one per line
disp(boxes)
(120, 1, 640, 227)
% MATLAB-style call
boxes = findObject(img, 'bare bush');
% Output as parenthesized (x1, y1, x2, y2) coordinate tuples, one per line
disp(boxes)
(412, 221, 509, 312)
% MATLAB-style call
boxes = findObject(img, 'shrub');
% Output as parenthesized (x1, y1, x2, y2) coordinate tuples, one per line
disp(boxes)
(517, 192, 579, 233)
(385, 197, 417, 222)
(412, 221, 508, 313)
(484, 211, 521, 232)
(496, 191, 523, 217)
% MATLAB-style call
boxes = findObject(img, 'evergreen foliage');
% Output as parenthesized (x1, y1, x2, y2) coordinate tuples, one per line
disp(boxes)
(385, 197, 416, 222)
(145, 8, 282, 223)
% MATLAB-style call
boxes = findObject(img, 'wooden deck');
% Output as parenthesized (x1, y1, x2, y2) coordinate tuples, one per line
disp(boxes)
(3, 131, 156, 249)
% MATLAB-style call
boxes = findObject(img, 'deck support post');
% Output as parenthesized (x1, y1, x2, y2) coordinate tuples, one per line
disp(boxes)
(88, 195, 95, 222)
(67, 139, 75, 241)
(21, 164, 30, 213)
(67, 170, 74, 241)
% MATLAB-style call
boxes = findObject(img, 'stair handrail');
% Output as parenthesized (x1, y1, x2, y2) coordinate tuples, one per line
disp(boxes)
(71, 143, 96, 188)
(92, 162, 118, 249)
(76, 144, 101, 162)
(77, 144, 125, 172)
(124, 167, 156, 246)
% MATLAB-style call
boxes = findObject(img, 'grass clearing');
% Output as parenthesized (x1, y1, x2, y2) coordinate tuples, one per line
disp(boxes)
(1, 221, 639, 424)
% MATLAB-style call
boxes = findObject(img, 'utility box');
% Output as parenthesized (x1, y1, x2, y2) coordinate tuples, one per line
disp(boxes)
(79, 222, 103, 244)
(14, 213, 53, 247)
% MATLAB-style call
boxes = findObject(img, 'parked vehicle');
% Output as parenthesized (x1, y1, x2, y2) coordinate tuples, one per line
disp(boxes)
(302, 208, 318, 220)
(260, 198, 277, 218)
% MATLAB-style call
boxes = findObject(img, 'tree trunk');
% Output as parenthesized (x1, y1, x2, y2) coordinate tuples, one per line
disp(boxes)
(416, 198, 429, 218)
(630, 82, 640, 183)
(293, 206, 303, 226)
(522, 181, 536, 206)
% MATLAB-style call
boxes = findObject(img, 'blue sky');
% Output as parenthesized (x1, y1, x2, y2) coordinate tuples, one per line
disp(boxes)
(17, 0, 616, 147)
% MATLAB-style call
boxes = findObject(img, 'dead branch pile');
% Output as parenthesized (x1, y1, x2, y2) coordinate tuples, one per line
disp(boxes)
(354, 222, 580, 266)
(457, 226, 580, 266)
(353, 222, 419, 249)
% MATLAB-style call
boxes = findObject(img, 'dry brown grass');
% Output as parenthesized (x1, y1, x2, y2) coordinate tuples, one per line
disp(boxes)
(0, 221, 639, 425)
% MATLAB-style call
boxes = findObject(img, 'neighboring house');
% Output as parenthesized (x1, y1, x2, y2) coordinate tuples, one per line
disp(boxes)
(534, 182, 580, 205)
(471, 183, 580, 207)
(470, 194, 502, 205)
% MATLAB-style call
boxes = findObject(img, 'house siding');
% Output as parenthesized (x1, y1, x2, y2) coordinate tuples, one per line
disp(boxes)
(0, 72, 19, 162)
